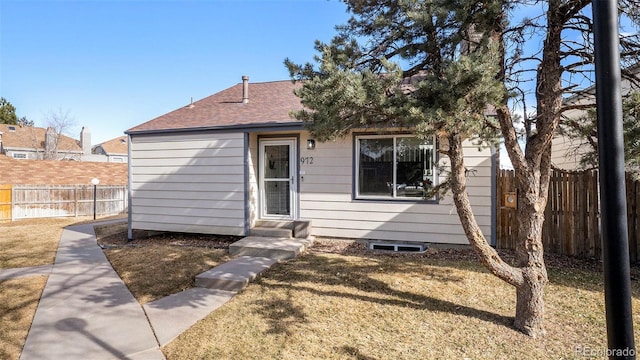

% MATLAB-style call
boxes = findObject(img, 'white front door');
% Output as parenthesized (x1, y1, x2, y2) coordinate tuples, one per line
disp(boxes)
(259, 139, 297, 219)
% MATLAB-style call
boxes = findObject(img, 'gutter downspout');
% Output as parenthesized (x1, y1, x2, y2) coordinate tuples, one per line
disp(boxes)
(243, 132, 250, 236)
(127, 134, 133, 241)
(491, 144, 497, 247)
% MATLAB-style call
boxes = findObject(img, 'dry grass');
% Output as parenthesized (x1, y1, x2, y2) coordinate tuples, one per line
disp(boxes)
(94, 223, 235, 305)
(87, 224, 640, 359)
(0, 276, 47, 360)
(0, 217, 89, 269)
(162, 243, 640, 360)
(103, 246, 231, 304)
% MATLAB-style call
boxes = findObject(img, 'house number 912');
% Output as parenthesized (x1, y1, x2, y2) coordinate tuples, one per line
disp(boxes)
(300, 157, 314, 165)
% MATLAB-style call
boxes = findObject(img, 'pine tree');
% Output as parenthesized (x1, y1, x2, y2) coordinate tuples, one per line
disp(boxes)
(0, 97, 19, 125)
(286, 0, 640, 337)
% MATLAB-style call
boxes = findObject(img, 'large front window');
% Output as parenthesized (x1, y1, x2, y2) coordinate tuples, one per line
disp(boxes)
(357, 135, 436, 199)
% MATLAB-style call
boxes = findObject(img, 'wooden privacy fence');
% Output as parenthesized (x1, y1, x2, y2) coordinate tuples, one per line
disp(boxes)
(0, 185, 11, 221)
(497, 169, 640, 262)
(1, 185, 128, 221)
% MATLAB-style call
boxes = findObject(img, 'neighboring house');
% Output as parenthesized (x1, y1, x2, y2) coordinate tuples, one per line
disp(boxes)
(551, 64, 640, 170)
(126, 77, 496, 246)
(92, 136, 129, 163)
(550, 91, 594, 170)
(0, 124, 89, 160)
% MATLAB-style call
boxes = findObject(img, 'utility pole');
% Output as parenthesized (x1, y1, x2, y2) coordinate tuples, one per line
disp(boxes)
(592, 0, 636, 358)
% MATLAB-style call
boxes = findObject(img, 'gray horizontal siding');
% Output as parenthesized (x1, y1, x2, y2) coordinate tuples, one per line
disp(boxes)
(131, 221, 245, 236)
(130, 132, 245, 236)
(131, 183, 243, 192)
(298, 132, 493, 244)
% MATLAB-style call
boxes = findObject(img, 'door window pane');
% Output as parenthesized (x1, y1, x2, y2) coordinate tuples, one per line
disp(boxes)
(265, 181, 290, 215)
(264, 145, 289, 179)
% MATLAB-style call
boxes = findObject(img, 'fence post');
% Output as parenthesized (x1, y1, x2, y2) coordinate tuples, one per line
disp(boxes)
(11, 185, 15, 221)
(496, 169, 502, 248)
(74, 185, 78, 217)
(628, 175, 639, 263)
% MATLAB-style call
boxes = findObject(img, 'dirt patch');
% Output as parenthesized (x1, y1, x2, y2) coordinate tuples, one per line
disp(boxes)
(94, 222, 241, 249)
(309, 237, 608, 274)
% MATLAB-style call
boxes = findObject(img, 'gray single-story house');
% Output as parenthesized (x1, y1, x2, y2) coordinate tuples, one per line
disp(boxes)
(125, 76, 496, 247)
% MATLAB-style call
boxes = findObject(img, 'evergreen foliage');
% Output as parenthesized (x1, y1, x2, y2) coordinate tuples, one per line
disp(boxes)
(0, 97, 34, 127)
(285, 0, 503, 146)
(0, 98, 19, 125)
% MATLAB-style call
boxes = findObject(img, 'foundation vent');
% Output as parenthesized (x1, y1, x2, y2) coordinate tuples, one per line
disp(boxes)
(369, 242, 425, 252)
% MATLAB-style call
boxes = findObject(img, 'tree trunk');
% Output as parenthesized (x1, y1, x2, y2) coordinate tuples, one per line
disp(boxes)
(447, 132, 523, 286)
(447, 130, 549, 337)
(514, 267, 547, 337)
(504, 0, 565, 336)
(511, 164, 549, 337)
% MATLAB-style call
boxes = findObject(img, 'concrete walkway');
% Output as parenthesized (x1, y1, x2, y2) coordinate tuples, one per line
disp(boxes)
(20, 222, 164, 360)
(14, 221, 311, 359)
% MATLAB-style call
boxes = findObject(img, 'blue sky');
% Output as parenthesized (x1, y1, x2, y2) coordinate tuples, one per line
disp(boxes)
(1, 0, 350, 144)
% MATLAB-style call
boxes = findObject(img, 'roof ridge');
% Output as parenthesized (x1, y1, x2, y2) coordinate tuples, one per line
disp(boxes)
(232, 79, 294, 85)
(127, 79, 303, 134)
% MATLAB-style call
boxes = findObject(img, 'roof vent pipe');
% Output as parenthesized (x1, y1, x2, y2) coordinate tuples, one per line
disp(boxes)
(242, 75, 249, 104)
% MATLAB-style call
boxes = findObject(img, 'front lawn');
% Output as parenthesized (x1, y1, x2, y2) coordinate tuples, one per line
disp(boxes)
(0, 217, 84, 268)
(161, 241, 640, 359)
(91, 222, 640, 359)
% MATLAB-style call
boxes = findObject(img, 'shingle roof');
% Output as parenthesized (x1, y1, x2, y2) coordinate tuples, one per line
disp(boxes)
(0, 156, 127, 185)
(96, 136, 128, 155)
(0, 124, 82, 152)
(127, 80, 304, 134)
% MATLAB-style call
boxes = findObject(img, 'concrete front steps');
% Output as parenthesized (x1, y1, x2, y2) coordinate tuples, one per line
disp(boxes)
(229, 236, 314, 260)
(195, 256, 278, 291)
(249, 219, 312, 239)
(195, 220, 313, 293)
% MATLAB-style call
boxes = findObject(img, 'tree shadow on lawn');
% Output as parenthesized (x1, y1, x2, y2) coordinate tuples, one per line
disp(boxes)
(254, 253, 515, 333)
(251, 288, 309, 336)
(325, 239, 640, 296)
(338, 345, 378, 360)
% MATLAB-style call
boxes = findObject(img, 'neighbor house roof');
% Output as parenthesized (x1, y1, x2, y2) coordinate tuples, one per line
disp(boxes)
(0, 156, 127, 185)
(0, 124, 82, 152)
(127, 80, 304, 134)
(95, 136, 128, 155)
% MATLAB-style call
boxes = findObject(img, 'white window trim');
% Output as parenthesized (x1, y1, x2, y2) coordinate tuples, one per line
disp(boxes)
(355, 134, 438, 201)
